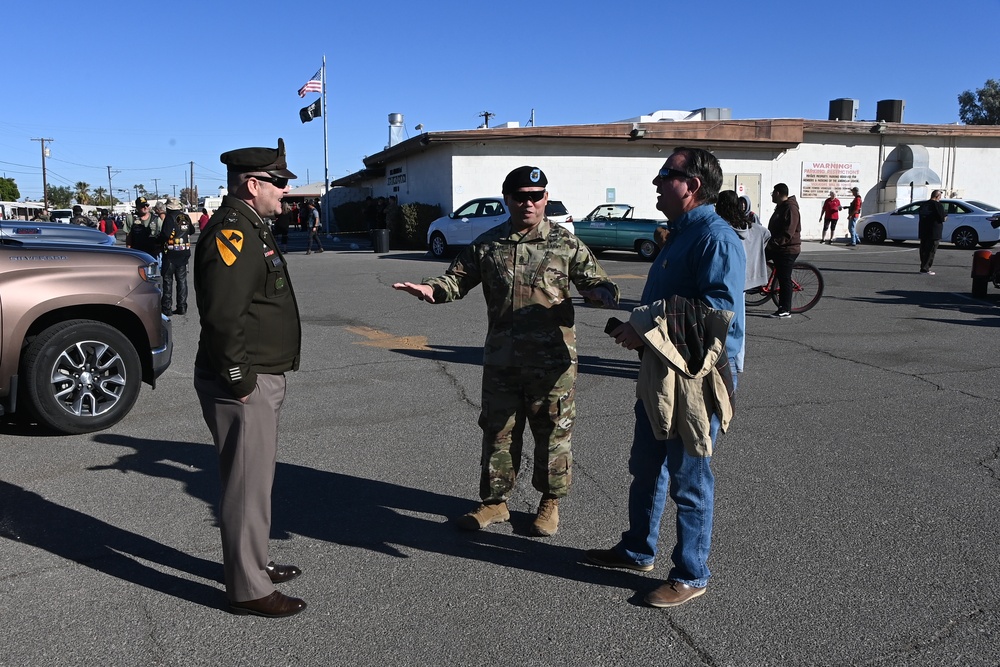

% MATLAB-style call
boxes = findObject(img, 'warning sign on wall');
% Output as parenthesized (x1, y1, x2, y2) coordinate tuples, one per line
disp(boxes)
(800, 162, 861, 198)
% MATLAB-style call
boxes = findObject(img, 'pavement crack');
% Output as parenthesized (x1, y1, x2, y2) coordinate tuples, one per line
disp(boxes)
(861, 608, 987, 665)
(979, 444, 1000, 481)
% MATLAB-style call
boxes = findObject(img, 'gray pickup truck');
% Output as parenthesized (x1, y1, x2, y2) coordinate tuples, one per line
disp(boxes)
(0, 234, 172, 433)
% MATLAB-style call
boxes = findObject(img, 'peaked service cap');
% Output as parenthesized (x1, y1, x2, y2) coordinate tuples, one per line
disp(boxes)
(220, 138, 297, 179)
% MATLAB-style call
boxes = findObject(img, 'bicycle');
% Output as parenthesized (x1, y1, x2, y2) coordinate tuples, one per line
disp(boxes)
(745, 261, 824, 313)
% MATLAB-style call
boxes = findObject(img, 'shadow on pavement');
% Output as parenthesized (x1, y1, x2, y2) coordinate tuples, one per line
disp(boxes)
(78, 434, 653, 597)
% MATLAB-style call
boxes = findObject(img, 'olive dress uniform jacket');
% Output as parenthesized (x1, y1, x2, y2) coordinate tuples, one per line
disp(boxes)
(194, 195, 301, 397)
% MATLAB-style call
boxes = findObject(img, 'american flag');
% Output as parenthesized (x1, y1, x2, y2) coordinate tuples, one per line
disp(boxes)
(297, 68, 322, 98)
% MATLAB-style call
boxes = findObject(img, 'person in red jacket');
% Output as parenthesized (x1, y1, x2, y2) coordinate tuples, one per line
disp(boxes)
(819, 191, 840, 244)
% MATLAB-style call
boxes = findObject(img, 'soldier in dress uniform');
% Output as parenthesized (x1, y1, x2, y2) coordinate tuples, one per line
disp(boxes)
(192, 138, 306, 618)
(159, 196, 195, 316)
(393, 166, 619, 537)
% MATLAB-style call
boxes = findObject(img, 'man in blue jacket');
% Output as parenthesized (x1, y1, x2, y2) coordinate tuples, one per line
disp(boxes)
(586, 147, 745, 608)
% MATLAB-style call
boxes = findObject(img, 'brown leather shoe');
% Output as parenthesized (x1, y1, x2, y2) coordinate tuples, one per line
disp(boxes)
(644, 580, 706, 608)
(584, 548, 654, 572)
(230, 591, 307, 618)
(265, 561, 302, 584)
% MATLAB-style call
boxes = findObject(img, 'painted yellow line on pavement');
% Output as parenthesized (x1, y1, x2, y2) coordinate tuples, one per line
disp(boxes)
(343, 325, 432, 350)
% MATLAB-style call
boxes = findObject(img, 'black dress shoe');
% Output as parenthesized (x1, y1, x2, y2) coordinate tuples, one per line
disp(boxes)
(230, 591, 306, 618)
(172, 307, 186, 315)
(265, 561, 302, 583)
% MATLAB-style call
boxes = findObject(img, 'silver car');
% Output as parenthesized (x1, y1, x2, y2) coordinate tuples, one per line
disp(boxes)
(0, 220, 115, 246)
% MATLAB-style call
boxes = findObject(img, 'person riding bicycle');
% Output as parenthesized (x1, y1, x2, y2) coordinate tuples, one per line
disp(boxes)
(766, 183, 801, 318)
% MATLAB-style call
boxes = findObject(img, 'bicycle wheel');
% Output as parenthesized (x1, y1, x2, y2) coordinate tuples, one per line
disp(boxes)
(773, 262, 824, 313)
(744, 286, 773, 307)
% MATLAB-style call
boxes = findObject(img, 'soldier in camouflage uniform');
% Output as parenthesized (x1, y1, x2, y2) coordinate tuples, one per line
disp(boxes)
(394, 166, 619, 537)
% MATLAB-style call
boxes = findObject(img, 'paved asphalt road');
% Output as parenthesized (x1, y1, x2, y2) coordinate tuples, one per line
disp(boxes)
(1, 230, 997, 666)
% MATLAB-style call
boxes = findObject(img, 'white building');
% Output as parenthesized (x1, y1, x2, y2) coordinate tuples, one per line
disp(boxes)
(331, 110, 1000, 240)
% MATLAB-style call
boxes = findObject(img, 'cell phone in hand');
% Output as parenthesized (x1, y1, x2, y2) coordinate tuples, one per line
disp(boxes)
(604, 317, 624, 336)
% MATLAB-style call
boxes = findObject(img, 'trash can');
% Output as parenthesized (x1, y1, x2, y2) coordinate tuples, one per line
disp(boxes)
(373, 228, 391, 253)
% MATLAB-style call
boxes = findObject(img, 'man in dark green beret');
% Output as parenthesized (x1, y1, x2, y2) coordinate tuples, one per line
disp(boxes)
(193, 138, 306, 618)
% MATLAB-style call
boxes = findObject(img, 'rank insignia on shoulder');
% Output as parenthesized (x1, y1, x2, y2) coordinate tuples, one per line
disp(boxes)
(216, 230, 244, 266)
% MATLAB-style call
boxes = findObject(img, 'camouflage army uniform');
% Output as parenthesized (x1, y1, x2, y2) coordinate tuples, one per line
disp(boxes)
(423, 218, 619, 502)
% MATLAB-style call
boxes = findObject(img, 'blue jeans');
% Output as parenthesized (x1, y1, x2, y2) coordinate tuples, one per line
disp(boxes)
(615, 368, 735, 588)
(848, 216, 860, 245)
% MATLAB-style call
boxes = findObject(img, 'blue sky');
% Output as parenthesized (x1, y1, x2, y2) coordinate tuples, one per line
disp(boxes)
(3, 0, 997, 202)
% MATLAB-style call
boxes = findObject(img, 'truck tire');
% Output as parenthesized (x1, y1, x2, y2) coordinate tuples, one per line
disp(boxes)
(21, 319, 142, 434)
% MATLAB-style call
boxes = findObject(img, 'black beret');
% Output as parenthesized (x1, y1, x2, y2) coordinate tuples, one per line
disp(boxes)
(220, 137, 297, 179)
(502, 166, 547, 193)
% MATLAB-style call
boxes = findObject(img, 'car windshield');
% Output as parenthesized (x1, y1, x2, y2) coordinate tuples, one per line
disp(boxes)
(545, 201, 568, 217)
(966, 200, 1000, 212)
(586, 204, 632, 220)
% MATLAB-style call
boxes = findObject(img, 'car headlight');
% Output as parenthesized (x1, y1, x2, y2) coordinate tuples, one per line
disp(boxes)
(138, 261, 161, 282)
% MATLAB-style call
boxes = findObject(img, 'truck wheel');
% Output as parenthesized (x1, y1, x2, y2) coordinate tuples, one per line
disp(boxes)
(21, 320, 142, 434)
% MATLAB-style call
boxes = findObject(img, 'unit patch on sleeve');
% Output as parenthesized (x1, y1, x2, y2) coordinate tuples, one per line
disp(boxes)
(215, 230, 244, 266)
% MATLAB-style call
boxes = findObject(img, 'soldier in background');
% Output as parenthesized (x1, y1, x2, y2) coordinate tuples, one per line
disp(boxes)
(393, 166, 619, 537)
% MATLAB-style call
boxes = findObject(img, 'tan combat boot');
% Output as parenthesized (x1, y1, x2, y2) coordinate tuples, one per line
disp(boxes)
(455, 501, 510, 531)
(531, 497, 559, 537)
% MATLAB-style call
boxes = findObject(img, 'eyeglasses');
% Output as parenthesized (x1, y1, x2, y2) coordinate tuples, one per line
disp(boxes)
(139, 204, 149, 208)
(657, 168, 694, 181)
(509, 190, 546, 203)
(247, 173, 289, 189)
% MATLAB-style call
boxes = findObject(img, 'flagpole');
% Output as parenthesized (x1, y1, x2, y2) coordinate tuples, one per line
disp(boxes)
(321, 55, 331, 236)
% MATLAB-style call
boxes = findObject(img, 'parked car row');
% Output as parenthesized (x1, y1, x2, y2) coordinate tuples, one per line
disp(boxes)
(426, 198, 663, 260)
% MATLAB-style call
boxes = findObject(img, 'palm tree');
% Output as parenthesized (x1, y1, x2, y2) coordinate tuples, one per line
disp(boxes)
(133, 184, 147, 199)
(92, 187, 108, 206)
(74, 181, 91, 205)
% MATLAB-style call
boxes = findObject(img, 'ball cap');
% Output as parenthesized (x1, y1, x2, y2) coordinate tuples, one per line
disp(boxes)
(135, 196, 148, 207)
(502, 166, 547, 194)
(220, 137, 297, 179)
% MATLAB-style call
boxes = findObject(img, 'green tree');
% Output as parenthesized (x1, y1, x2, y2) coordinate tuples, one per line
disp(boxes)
(46, 185, 74, 208)
(0, 177, 20, 202)
(180, 187, 197, 207)
(92, 187, 109, 206)
(133, 184, 147, 198)
(958, 79, 1000, 125)
(74, 181, 91, 205)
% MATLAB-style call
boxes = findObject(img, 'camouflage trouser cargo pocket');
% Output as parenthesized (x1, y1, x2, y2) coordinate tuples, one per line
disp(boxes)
(478, 364, 576, 501)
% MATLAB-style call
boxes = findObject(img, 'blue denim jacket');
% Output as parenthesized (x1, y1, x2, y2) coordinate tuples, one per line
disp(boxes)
(640, 204, 746, 362)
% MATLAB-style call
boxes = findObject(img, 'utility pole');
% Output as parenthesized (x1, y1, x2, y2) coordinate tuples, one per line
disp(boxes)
(151, 179, 159, 198)
(478, 111, 495, 128)
(171, 184, 177, 197)
(31, 138, 53, 208)
(107, 166, 120, 209)
(190, 161, 196, 208)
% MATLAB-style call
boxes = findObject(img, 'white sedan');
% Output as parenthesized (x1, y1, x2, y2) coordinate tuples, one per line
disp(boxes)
(857, 199, 1000, 249)
(427, 196, 574, 258)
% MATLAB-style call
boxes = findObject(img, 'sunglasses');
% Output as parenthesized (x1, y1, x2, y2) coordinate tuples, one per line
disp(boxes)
(509, 190, 546, 203)
(139, 204, 149, 208)
(247, 174, 289, 189)
(657, 168, 694, 181)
